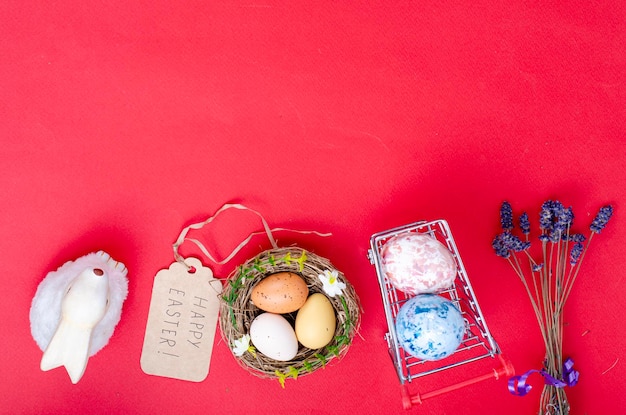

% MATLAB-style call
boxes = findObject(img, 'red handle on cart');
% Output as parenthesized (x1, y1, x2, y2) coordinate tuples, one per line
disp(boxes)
(401, 355, 515, 409)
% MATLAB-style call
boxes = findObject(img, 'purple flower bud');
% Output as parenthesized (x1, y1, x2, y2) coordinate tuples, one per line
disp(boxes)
(551, 200, 565, 217)
(500, 232, 530, 252)
(549, 230, 562, 243)
(500, 201, 514, 231)
(492, 234, 510, 258)
(560, 207, 574, 226)
(532, 263, 544, 272)
(565, 233, 586, 243)
(540, 200, 566, 232)
(539, 201, 555, 230)
(590, 205, 614, 233)
(519, 212, 530, 235)
(554, 206, 574, 237)
(569, 242, 584, 265)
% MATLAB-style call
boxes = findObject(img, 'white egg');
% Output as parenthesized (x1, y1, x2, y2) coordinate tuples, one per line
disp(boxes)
(249, 313, 298, 361)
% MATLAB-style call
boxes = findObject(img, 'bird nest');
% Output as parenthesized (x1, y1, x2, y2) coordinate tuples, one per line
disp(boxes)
(219, 247, 361, 385)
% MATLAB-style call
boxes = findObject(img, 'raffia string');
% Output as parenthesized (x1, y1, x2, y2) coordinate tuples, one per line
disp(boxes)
(172, 203, 331, 269)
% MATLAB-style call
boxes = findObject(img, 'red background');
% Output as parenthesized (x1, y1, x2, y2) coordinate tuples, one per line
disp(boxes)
(2, 2, 625, 414)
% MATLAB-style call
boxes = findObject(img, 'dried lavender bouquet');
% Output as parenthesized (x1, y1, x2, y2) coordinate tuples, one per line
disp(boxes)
(492, 200, 613, 415)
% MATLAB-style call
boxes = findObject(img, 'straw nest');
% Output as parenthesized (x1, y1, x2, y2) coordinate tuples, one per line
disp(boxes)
(219, 247, 361, 384)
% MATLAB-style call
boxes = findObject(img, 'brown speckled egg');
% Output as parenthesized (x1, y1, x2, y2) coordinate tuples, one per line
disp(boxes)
(250, 272, 308, 313)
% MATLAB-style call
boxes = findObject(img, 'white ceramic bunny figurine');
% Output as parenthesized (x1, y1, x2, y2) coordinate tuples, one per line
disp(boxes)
(30, 251, 128, 383)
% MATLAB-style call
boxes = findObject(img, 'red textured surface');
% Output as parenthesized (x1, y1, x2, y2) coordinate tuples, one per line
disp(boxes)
(2, 2, 625, 414)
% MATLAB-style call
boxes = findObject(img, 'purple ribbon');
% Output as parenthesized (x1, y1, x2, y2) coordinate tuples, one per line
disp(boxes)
(508, 358, 579, 396)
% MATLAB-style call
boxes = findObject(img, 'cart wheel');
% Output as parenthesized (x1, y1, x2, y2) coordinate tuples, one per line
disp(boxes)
(496, 355, 515, 378)
(401, 384, 420, 409)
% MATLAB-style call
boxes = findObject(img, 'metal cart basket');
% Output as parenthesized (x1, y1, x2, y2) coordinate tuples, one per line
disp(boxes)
(368, 219, 514, 408)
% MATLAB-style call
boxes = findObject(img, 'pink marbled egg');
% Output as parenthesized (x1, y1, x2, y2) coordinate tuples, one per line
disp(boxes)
(382, 233, 457, 295)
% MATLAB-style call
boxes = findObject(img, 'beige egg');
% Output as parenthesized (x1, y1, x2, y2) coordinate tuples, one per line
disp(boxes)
(249, 313, 298, 361)
(295, 293, 336, 349)
(250, 272, 308, 313)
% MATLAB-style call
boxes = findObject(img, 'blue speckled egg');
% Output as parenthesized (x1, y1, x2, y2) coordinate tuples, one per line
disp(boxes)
(395, 294, 465, 361)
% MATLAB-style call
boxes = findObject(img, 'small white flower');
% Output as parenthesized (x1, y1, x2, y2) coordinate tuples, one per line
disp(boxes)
(232, 334, 251, 357)
(318, 269, 346, 297)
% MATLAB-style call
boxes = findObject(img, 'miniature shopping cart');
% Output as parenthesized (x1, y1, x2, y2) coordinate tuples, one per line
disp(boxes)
(368, 219, 514, 409)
